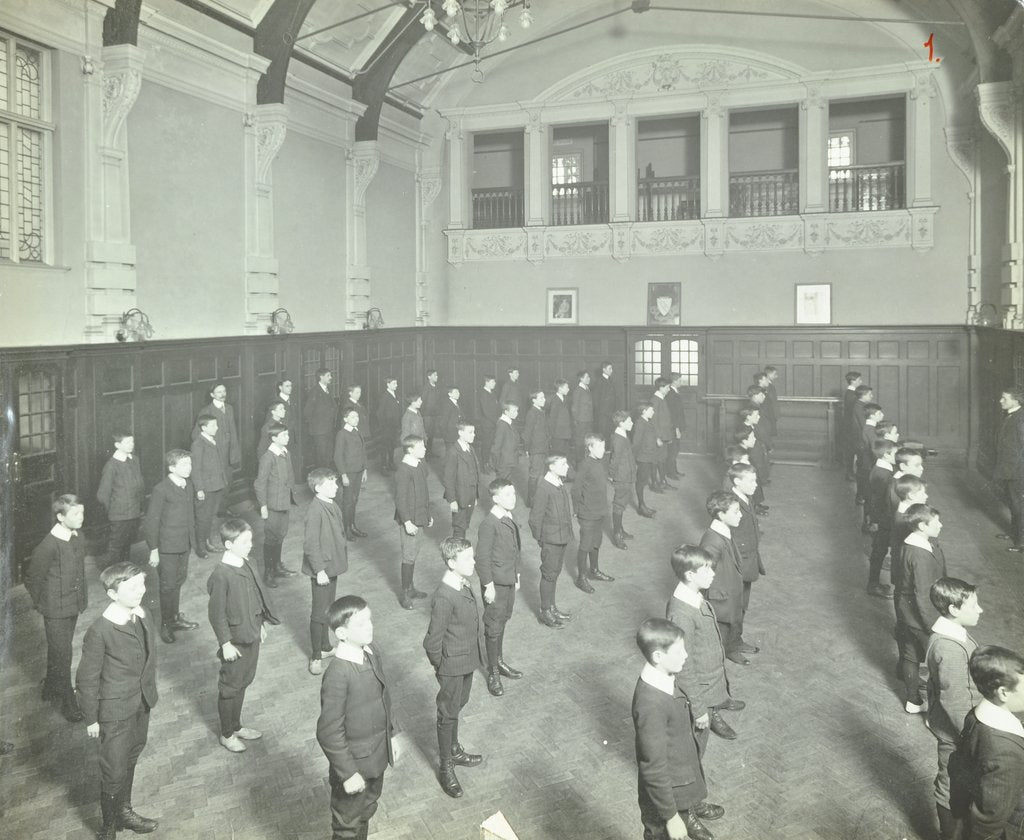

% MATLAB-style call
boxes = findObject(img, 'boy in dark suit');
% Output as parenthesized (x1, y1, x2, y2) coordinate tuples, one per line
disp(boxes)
(207, 518, 279, 753)
(593, 361, 617, 441)
(342, 385, 368, 435)
(528, 454, 574, 629)
(491, 402, 521, 487)
(666, 373, 687, 480)
(699, 492, 746, 666)
(257, 401, 287, 459)
(571, 433, 613, 593)
(523, 390, 549, 508)
(476, 478, 522, 697)
(97, 430, 145, 567)
(848, 384, 875, 501)
(334, 407, 368, 540)
(667, 545, 744, 747)
(727, 464, 765, 658)
(317, 596, 399, 840)
(77, 562, 159, 839)
(734, 425, 768, 514)
(438, 386, 463, 462)
(993, 388, 1024, 552)
(192, 382, 241, 482)
(856, 402, 884, 524)
(949, 645, 1024, 840)
(254, 422, 297, 588)
(571, 371, 593, 466)
(896, 504, 948, 714)
(377, 376, 402, 473)
(423, 537, 487, 799)
(548, 379, 573, 463)
(191, 414, 227, 557)
(634, 401, 661, 511)
(633, 618, 723, 840)
(476, 375, 500, 473)
(26, 493, 87, 721)
(841, 371, 864, 479)
(609, 409, 637, 549)
(401, 393, 425, 441)
(305, 368, 339, 471)
(443, 421, 481, 540)
(304, 469, 348, 675)
(422, 370, 441, 457)
(499, 367, 523, 418)
(395, 435, 433, 609)
(651, 377, 675, 491)
(144, 449, 200, 644)
(763, 366, 781, 439)
(865, 438, 898, 598)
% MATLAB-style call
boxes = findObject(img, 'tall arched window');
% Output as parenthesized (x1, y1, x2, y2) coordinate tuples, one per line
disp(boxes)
(670, 339, 699, 386)
(633, 339, 662, 384)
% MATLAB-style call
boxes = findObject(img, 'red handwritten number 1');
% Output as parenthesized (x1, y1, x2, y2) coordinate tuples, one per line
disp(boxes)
(923, 33, 940, 63)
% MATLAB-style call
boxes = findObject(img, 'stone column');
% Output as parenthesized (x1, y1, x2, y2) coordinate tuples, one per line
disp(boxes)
(524, 109, 547, 227)
(415, 163, 442, 326)
(799, 86, 828, 214)
(83, 41, 144, 341)
(609, 101, 635, 223)
(446, 120, 467, 230)
(906, 71, 936, 208)
(243, 104, 288, 334)
(700, 95, 729, 218)
(345, 141, 380, 328)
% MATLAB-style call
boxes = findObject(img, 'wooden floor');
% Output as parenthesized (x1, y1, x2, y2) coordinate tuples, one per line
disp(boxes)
(2, 455, 1022, 840)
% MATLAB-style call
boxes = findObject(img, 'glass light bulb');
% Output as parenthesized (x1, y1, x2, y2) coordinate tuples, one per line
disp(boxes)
(497, 23, 510, 41)
(519, 8, 532, 28)
(421, 8, 436, 30)
(443, 0, 460, 18)
(491, 0, 508, 12)
(448, 26, 461, 45)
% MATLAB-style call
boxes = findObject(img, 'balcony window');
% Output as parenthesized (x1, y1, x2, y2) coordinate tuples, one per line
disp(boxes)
(471, 130, 524, 228)
(550, 123, 608, 226)
(828, 97, 906, 212)
(728, 106, 799, 217)
(636, 116, 700, 221)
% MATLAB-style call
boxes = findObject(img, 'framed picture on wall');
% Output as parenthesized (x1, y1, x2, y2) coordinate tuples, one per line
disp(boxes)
(795, 283, 832, 325)
(547, 288, 579, 325)
(647, 282, 681, 326)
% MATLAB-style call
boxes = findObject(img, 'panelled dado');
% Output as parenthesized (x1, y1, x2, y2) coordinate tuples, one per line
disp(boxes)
(441, 46, 938, 263)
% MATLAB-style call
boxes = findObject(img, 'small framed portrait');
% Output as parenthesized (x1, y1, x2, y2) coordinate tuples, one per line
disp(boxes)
(547, 288, 578, 325)
(647, 282, 681, 326)
(795, 283, 832, 325)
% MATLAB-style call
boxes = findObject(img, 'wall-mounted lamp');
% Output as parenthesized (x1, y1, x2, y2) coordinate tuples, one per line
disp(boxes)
(267, 308, 295, 335)
(975, 303, 999, 327)
(116, 308, 155, 342)
(365, 307, 385, 330)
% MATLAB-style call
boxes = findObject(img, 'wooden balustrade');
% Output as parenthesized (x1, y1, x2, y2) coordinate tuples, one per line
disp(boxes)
(550, 181, 609, 226)
(637, 175, 701, 222)
(728, 169, 799, 217)
(471, 187, 525, 229)
(828, 162, 906, 212)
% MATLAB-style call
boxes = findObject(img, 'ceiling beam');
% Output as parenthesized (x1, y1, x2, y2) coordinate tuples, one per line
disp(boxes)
(255, 0, 319, 105)
(102, 0, 143, 46)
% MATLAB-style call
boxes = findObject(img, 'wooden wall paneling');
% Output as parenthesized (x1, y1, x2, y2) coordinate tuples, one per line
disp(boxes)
(873, 365, 901, 427)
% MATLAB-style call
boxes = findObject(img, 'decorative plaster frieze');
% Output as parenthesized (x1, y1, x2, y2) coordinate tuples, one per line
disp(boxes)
(465, 231, 527, 260)
(909, 207, 937, 252)
(630, 224, 703, 256)
(101, 45, 145, 148)
(254, 105, 288, 186)
(545, 229, 611, 258)
(803, 217, 824, 255)
(725, 220, 802, 251)
(526, 228, 545, 264)
(418, 170, 443, 212)
(824, 213, 911, 248)
(349, 144, 381, 207)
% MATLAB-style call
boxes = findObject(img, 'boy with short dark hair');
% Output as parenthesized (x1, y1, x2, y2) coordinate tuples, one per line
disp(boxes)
(76, 562, 159, 839)
(841, 371, 864, 479)
(477, 375, 500, 473)
(499, 367, 522, 416)
(699, 492, 746, 666)
(529, 454, 574, 629)
(949, 645, 1024, 840)
(571, 433, 614, 593)
(423, 537, 487, 799)
(26, 494, 88, 721)
(491, 402, 521, 486)
(856, 402, 884, 520)
(865, 438, 898, 598)
(727, 463, 765, 658)
(634, 401, 661, 508)
(254, 422, 297, 587)
(523, 390, 549, 508)
(207, 518, 278, 753)
(571, 371, 593, 466)
(734, 423, 768, 514)
(895, 504, 949, 714)
(548, 378, 573, 462)
(317, 596, 399, 840)
(144, 450, 200, 644)
(476, 478, 522, 698)
(422, 370, 440, 458)
(609, 409, 637, 548)
(438, 386, 463, 460)
(304, 469, 348, 676)
(257, 401, 286, 458)
(925, 577, 983, 839)
(633, 617, 723, 840)
(401, 393, 425, 442)
(191, 413, 227, 558)
(377, 377, 402, 474)
(334, 407, 368, 540)
(395, 435, 433, 609)
(652, 377, 675, 491)
(667, 545, 744, 747)
(97, 430, 145, 567)
(443, 421, 481, 540)
(849, 385, 875, 501)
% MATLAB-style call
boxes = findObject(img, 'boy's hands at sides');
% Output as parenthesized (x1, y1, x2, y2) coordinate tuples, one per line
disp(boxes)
(260, 624, 267, 643)
(695, 712, 709, 730)
(391, 733, 404, 763)
(450, 501, 459, 513)
(222, 642, 241, 661)
(404, 522, 418, 536)
(86, 723, 100, 738)
(483, 582, 496, 604)
(666, 813, 688, 839)
(316, 570, 330, 586)
(148, 549, 159, 568)
(343, 772, 366, 794)
(260, 505, 269, 520)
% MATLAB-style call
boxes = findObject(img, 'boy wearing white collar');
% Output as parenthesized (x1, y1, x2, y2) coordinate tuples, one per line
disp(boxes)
(924, 577, 983, 839)
(632, 618, 722, 840)
(949, 645, 1024, 840)
(97, 430, 145, 567)
(699, 492, 747, 667)
(865, 438, 898, 599)
(76, 562, 159, 839)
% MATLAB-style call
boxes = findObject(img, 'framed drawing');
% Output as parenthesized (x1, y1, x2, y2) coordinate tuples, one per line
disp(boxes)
(795, 283, 832, 325)
(547, 288, 578, 325)
(647, 282, 681, 326)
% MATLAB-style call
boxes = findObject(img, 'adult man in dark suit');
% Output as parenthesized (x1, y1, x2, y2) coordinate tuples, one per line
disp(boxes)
(593, 361, 618, 441)
(438, 386, 463, 463)
(376, 377, 402, 473)
(994, 388, 1024, 553)
(666, 372, 687, 480)
(192, 382, 241, 481)
(305, 368, 339, 471)
(443, 422, 481, 540)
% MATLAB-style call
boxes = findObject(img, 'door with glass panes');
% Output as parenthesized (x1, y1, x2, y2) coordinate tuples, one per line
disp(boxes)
(628, 333, 703, 453)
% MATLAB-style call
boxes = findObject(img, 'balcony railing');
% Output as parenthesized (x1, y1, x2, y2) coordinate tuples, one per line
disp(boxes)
(472, 187, 525, 229)
(550, 181, 609, 226)
(828, 162, 905, 212)
(637, 175, 701, 222)
(729, 169, 799, 217)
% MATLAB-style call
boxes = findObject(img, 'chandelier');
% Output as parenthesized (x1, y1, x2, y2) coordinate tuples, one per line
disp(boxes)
(415, 1, 534, 59)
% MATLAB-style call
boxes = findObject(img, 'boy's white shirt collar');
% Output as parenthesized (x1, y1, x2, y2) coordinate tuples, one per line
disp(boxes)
(904, 532, 933, 552)
(931, 615, 968, 642)
(653, 391, 665, 400)
(458, 440, 471, 451)
(1008, 405, 1020, 415)
(343, 423, 356, 431)
(103, 603, 146, 625)
(672, 582, 703, 607)
(544, 473, 562, 487)
(490, 504, 512, 519)
(865, 419, 877, 427)
(212, 399, 225, 409)
(407, 406, 419, 413)
(732, 488, 749, 504)
(320, 383, 329, 393)
(710, 519, 731, 539)
(897, 500, 914, 513)
(113, 450, 130, 462)
(51, 523, 77, 540)
(500, 415, 513, 424)
(640, 663, 675, 696)
(402, 454, 420, 467)
(974, 699, 1024, 737)
(615, 428, 628, 438)
(875, 459, 895, 471)
(201, 432, 217, 444)
(221, 551, 245, 568)
(269, 442, 287, 456)
(442, 570, 465, 591)
(169, 474, 187, 488)
(334, 642, 371, 664)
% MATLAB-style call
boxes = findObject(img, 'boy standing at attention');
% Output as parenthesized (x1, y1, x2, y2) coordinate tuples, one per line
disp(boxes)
(334, 407, 368, 540)
(97, 430, 145, 567)
(476, 375, 500, 473)
(727, 464, 764, 658)
(401, 393, 426, 442)
(476, 478, 522, 698)
(865, 438, 898, 597)
(651, 377, 675, 491)
(529, 454, 574, 629)
(144, 450, 200, 645)
(634, 401, 661, 508)
(925, 577, 983, 840)
(523, 390, 549, 508)
(26, 494, 88, 722)
(316, 596, 399, 840)
(423, 537, 487, 799)
(191, 414, 227, 558)
(304, 469, 348, 675)
(699, 492, 746, 666)
(491, 402, 522, 487)
(207, 518, 279, 753)
(395, 435, 432, 609)
(377, 376, 402, 474)
(633, 618, 724, 840)
(609, 409, 637, 549)
(254, 422, 297, 588)
(572, 433, 614, 593)
(548, 378, 573, 464)
(76, 562, 159, 839)
(443, 421, 481, 540)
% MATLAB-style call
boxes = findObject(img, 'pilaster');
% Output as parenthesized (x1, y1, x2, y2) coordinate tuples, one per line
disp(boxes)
(345, 141, 380, 328)
(907, 71, 936, 208)
(446, 120, 467, 230)
(415, 163, 442, 326)
(799, 86, 828, 214)
(609, 102, 635, 223)
(700, 95, 729, 219)
(524, 109, 547, 226)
